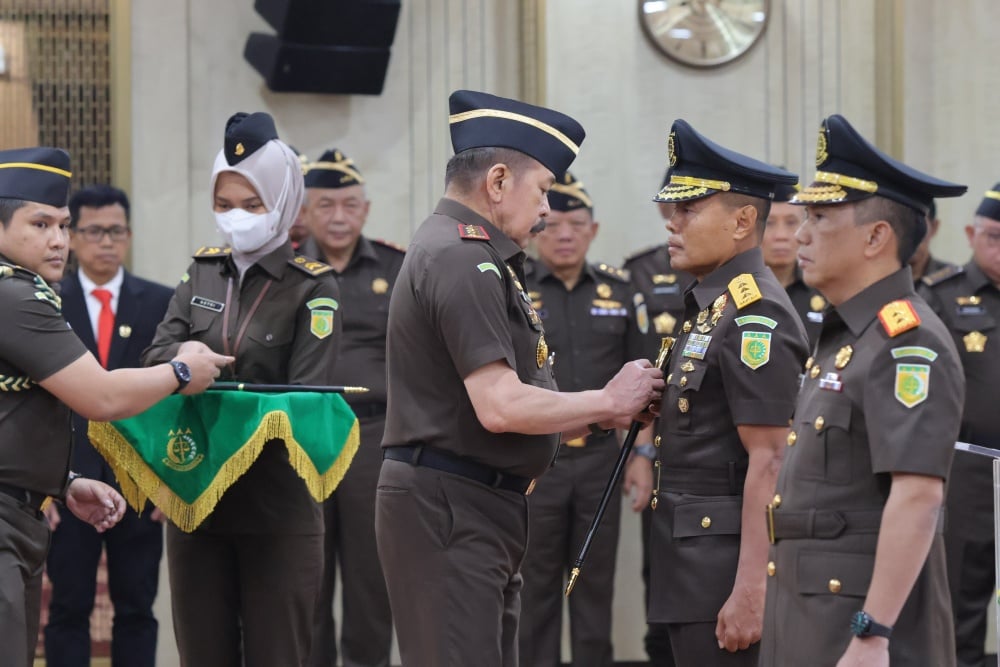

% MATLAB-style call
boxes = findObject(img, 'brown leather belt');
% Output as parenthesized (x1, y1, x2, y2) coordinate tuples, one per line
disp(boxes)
(0, 482, 46, 512)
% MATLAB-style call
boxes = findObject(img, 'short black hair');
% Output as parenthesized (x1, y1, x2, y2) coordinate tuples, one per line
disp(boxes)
(68, 185, 130, 228)
(718, 192, 771, 240)
(853, 195, 922, 264)
(445, 147, 535, 193)
(0, 198, 28, 228)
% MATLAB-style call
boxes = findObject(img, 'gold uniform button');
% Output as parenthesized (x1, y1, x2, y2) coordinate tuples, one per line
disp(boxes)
(809, 365, 821, 378)
(804, 356, 814, 370)
(680, 376, 688, 387)
(772, 494, 782, 508)
(654, 435, 662, 447)
(700, 516, 712, 529)
(828, 579, 842, 594)
(767, 561, 776, 577)
(787, 431, 797, 446)
(814, 416, 825, 431)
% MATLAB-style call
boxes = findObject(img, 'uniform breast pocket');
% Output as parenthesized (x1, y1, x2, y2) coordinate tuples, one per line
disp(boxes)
(797, 549, 873, 599)
(668, 361, 707, 431)
(246, 327, 294, 350)
(672, 496, 742, 539)
(189, 308, 220, 338)
(798, 397, 853, 485)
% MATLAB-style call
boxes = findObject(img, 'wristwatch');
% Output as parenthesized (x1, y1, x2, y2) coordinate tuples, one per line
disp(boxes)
(169, 360, 192, 393)
(633, 443, 657, 461)
(850, 610, 892, 639)
(59, 471, 83, 503)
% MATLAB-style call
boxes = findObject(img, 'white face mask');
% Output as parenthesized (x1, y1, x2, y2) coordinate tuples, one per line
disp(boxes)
(214, 207, 282, 253)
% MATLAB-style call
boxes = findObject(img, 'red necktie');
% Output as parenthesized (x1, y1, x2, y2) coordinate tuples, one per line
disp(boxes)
(92, 288, 114, 368)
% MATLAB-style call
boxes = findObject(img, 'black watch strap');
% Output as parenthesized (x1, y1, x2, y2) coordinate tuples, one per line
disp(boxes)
(850, 610, 892, 639)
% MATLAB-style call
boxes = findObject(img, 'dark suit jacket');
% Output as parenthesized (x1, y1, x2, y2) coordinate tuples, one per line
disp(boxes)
(59, 270, 174, 480)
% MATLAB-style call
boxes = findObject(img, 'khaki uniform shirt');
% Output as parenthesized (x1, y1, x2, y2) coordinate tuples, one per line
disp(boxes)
(624, 244, 692, 361)
(761, 268, 964, 666)
(382, 198, 560, 478)
(920, 261, 999, 536)
(649, 247, 808, 623)
(0, 259, 87, 495)
(143, 242, 341, 533)
(299, 235, 404, 405)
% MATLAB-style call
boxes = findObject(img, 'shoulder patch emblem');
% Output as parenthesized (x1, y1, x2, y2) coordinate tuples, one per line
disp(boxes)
(878, 299, 921, 337)
(193, 246, 232, 259)
(735, 315, 778, 329)
(372, 237, 406, 253)
(921, 263, 963, 287)
(477, 262, 501, 279)
(306, 297, 339, 340)
(890, 346, 938, 362)
(458, 224, 490, 241)
(728, 274, 762, 309)
(290, 255, 334, 277)
(895, 363, 930, 408)
(740, 331, 771, 369)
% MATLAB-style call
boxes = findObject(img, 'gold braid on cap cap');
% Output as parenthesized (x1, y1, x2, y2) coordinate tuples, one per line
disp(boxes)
(549, 179, 593, 209)
(983, 190, 1000, 201)
(815, 171, 878, 193)
(449, 109, 580, 155)
(304, 157, 365, 184)
(790, 184, 848, 203)
(0, 161, 72, 178)
(668, 175, 731, 192)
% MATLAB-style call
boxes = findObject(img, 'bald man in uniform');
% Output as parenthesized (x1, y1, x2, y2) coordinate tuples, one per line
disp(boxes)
(760, 114, 967, 667)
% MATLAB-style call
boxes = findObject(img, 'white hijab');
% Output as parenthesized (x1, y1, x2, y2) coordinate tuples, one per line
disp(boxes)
(209, 138, 305, 277)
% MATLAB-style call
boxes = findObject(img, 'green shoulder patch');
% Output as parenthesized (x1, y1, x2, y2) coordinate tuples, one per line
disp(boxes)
(306, 297, 339, 340)
(735, 315, 778, 329)
(290, 255, 334, 277)
(890, 346, 938, 362)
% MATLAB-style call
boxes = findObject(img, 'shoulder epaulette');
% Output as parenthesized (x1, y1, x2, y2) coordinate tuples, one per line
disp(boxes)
(624, 243, 664, 264)
(921, 264, 964, 287)
(458, 224, 490, 241)
(878, 299, 921, 337)
(289, 255, 334, 277)
(192, 246, 232, 260)
(0, 262, 36, 280)
(728, 273, 762, 309)
(371, 237, 406, 253)
(595, 262, 630, 283)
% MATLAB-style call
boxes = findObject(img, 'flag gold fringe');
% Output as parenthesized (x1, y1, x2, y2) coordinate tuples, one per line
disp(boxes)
(88, 411, 360, 533)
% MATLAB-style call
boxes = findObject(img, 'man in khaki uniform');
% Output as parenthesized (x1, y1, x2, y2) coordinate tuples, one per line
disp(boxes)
(760, 114, 967, 667)
(376, 90, 664, 667)
(645, 120, 808, 666)
(920, 184, 1000, 667)
(0, 147, 227, 667)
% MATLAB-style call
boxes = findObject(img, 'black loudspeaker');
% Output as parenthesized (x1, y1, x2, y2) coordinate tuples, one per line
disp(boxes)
(244, 0, 401, 95)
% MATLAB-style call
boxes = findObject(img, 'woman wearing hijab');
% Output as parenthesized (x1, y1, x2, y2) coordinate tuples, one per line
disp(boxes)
(143, 111, 341, 666)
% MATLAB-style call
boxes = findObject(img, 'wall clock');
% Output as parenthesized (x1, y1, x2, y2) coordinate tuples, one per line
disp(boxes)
(639, 0, 770, 68)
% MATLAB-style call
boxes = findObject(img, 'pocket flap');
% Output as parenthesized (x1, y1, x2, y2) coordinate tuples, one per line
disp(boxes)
(673, 496, 742, 538)
(796, 549, 873, 597)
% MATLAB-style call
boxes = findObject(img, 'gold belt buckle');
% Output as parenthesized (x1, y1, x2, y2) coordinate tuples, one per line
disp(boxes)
(525, 479, 537, 496)
(565, 437, 586, 447)
(767, 503, 776, 544)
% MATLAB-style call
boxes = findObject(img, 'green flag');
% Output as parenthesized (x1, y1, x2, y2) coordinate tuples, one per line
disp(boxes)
(89, 391, 360, 532)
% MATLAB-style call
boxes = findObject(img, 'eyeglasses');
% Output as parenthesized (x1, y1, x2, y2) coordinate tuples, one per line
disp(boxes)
(73, 225, 130, 243)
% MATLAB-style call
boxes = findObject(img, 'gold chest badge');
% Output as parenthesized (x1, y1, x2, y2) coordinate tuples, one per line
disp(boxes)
(596, 283, 612, 299)
(536, 334, 549, 368)
(810, 294, 826, 312)
(372, 277, 389, 294)
(964, 330, 987, 353)
(835, 345, 853, 369)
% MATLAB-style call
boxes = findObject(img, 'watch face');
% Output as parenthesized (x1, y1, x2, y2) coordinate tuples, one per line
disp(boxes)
(850, 611, 870, 636)
(639, 0, 770, 68)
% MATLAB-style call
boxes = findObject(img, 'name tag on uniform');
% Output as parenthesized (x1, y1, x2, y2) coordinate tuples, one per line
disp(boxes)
(653, 285, 680, 295)
(957, 305, 986, 316)
(682, 333, 712, 359)
(807, 311, 824, 323)
(590, 307, 628, 317)
(191, 296, 225, 312)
